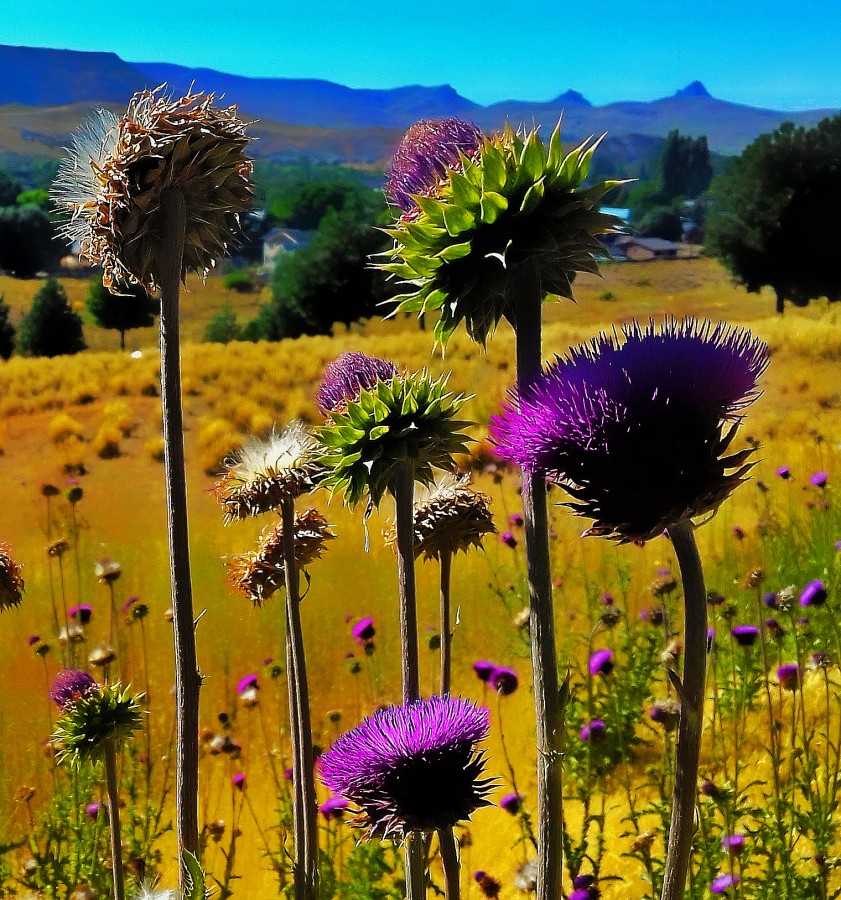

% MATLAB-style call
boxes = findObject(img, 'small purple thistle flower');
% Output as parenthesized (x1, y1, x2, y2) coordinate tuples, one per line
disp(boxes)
(317, 352, 397, 412)
(509, 513, 524, 527)
(707, 627, 716, 652)
(763, 591, 778, 608)
(777, 663, 800, 691)
(68, 604, 93, 625)
(236, 674, 258, 696)
(835, 539, 841, 552)
(231, 772, 245, 791)
(50, 669, 97, 709)
(320, 796, 349, 820)
(499, 530, 518, 549)
(588, 649, 614, 676)
(800, 579, 828, 607)
(710, 873, 740, 894)
(731, 625, 759, 647)
(385, 117, 484, 213)
(580, 720, 607, 743)
(570, 892, 593, 900)
(352, 617, 376, 644)
(700, 780, 720, 798)
(499, 791, 523, 814)
(573, 874, 596, 891)
(473, 660, 495, 683)
(318, 695, 492, 837)
(721, 833, 745, 855)
(490, 319, 769, 541)
(85, 801, 101, 819)
(489, 666, 518, 696)
(27, 634, 40, 646)
(776, 465, 791, 480)
(765, 617, 785, 638)
(810, 471, 829, 488)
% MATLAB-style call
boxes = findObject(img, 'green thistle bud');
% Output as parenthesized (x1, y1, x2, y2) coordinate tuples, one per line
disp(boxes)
(52, 682, 143, 766)
(319, 370, 471, 508)
(379, 120, 623, 346)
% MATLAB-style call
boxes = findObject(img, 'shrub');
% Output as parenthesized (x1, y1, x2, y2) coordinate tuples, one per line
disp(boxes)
(223, 272, 254, 293)
(204, 303, 242, 343)
(92, 424, 121, 459)
(17, 279, 86, 358)
(49, 413, 85, 445)
(145, 436, 166, 463)
(0, 296, 15, 359)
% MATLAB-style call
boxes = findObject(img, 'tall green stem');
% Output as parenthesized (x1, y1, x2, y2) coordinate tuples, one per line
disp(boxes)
(438, 828, 460, 900)
(439, 548, 452, 695)
(158, 189, 201, 883)
(513, 270, 563, 900)
(661, 519, 707, 900)
(393, 461, 425, 899)
(280, 496, 318, 900)
(104, 740, 125, 900)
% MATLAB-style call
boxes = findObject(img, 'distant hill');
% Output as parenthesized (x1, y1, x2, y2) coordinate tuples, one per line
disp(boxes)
(0, 43, 838, 164)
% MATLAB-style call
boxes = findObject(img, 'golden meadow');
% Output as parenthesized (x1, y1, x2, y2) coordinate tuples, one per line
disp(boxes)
(0, 257, 840, 897)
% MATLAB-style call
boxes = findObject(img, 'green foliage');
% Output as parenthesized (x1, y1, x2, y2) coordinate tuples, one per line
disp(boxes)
(636, 206, 683, 241)
(53, 683, 143, 765)
(281, 180, 380, 230)
(0, 168, 22, 206)
(18, 278, 86, 358)
(661, 130, 713, 201)
(85, 277, 158, 349)
(204, 303, 242, 344)
(706, 115, 841, 312)
(0, 205, 62, 277)
(223, 271, 255, 293)
(319, 372, 470, 508)
(0, 295, 15, 359)
(183, 850, 212, 900)
(16, 188, 51, 211)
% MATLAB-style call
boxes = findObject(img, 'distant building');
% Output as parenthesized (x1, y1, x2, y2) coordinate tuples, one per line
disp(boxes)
(599, 206, 631, 225)
(262, 228, 313, 269)
(614, 236, 682, 261)
(681, 220, 704, 244)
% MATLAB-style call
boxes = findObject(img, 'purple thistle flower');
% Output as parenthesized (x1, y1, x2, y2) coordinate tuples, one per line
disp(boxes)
(589, 649, 614, 676)
(283, 767, 294, 781)
(731, 625, 759, 647)
(68, 604, 93, 625)
(318, 695, 493, 837)
(573, 875, 596, 891)
(499, 530, 518, 549)
(85, 801, 101, 819)
(385, 118, 484, 213)
(490, 319, 768, 541)
(580, 720, 607, 743)
(50, 669, 97, 709)
(317, 352, 397, 412)
(570, 892, 593, 900)
(509, 513, 524, 527)
(776, 465, 791, 479)
(777, 663, 800, 691)
(711, 873, 740, 894)
(473, 660, 495, 683)
(236, 674, 258, 696)
(765, 617, 785, 638)
(319, 796, 349, 820)
(800, 579, 827, 607)
(499, 791, 522, 814)
(231, 772, 245, 791)
(700, 780, 720, 798)
(835, 539, 841, 552)
(706, 627, 716, 652)
(763, 591, 778, 608)
(352, 617, 376, 644)
(810, 471, 829, 488)
(489, 666, 518, 696)
(721, 833, 745, 855)
(27, 634, 40, 646)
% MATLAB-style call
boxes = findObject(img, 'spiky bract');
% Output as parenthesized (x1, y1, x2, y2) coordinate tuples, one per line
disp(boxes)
(319, 695, 493, 838)
(214, 422, 325, 522)
(317, 352, 399, 412)
(491, 318, 769, 542)
(227, 508, 335, 605)
(379, 120, 622, 345)
(320, 371, 470, 508)
(52, 86, 253, 292)
(0, 541, 24, 610)
(53, 681, 142, 765)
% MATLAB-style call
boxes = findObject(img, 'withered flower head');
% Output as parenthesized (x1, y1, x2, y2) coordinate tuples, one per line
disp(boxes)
(214, 422, 324, 522)
(94, 558, 121, 584)
(47, 538, 70, 558)
(227, 508, 335, 605)
(52, 86, 253, 291)
(0, 542, 24, 611)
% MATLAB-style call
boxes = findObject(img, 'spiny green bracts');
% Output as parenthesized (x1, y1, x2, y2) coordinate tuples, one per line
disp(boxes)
(379, 121, 624, 346)
(319, 372, 471, 509)
(53, 683, 143, 765)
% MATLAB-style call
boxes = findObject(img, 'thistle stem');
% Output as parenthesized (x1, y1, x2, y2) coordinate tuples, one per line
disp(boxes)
(158, 189, 201, 880)
(438, 828, 460, 900)
(393, 461, 425, 899)
(280, 496, 318, 900)
(661, 519, 707, 900)
(513, 270, 563, 900)
(439, 548, 452, 695)
(104, 739, 125, 900)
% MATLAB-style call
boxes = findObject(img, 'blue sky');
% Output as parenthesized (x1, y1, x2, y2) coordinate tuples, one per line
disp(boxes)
(2, 0, 839, 110)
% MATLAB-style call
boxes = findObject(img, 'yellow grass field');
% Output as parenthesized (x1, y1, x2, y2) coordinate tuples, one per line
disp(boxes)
(0, 257, 839, 897)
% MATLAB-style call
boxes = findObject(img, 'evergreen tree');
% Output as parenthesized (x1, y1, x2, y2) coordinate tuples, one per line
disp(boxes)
(0, 296, 15, 360)
(0, 206, 62, 277)
(660, 130, 713, 200)
(204, 303, 242, 344)
(86, 278, 158, 350)
(17, 279, 86, 358)
(0, 168, 22, 206)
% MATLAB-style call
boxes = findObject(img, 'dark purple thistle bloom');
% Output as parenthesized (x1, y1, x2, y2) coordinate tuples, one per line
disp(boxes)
(776, 465, 791, 480)
(85, 801, 101, 819)
(570, 892, 593, 900)
(489, 666, 518, 696)
(231, 772, 245, 790)
(765, 617, 785, 638)
(731, 625, 759, 647)
(700, 779, 720, 798)
(316, 352, 398, 412)
(50, 668, 97, 710)
(777, 663, 800, 691)
(27, 634, 40, 646)
(509, 513, 524, 527)
(490, 319, 769, 541)
(810, 471, 829, 488)
(711, 873, 740, 894)
(800, 579, 828, 607)
(473, 660, 495, 683)
(352, 617, 376, 644)
(318, 695, 493, 838)
(580, 720, 607, 743)
(835, 540, 841, 552)
(573, 874, 597, 891)
(763, 591, 779, 608)
(589, 649, 614, 676)
(499, 791, 522, 814)
(721, 833, 745, 855)
(385, 117, 484, 213)
(707, 627, 716, 652)
(499, 530, 518, 548)
(68, 604, 93, 625)
(236, 674, 258, 695)
(320, 796, 349, 820)
(120, 595, 139, 616)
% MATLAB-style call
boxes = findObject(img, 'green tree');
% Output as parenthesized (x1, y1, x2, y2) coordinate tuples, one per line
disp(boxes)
(636, 207, 683, 241)
(706, 115, 841, 313)
(660, 130, 713, 200)
(204, 303, 242, 343)
(86, 278, 158, 350)
(0, 169, 22, 206)
(16, 188, 51, 211)
(0, 296, 15, 360)
(0, 206, 62, 277)
(18, 279, 86, 358)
